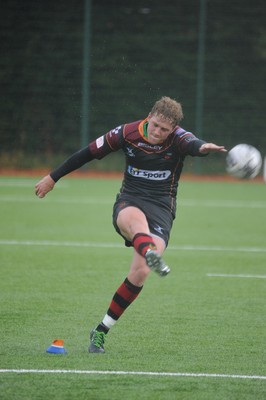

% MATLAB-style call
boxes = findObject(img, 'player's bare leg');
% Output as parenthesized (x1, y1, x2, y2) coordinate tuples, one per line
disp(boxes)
(89, 241, 168, 353)
(117, 206, 170, 277)
(89, 208, 170, 353)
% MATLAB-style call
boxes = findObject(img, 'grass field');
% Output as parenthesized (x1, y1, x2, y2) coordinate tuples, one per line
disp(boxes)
(0, 174, 265, 399)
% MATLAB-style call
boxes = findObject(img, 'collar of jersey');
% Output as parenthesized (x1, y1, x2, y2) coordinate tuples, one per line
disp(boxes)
(138, 118, 149, 140)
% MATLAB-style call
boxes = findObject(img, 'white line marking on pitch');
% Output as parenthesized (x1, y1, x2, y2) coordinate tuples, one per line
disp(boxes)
(0, 369, 265, 380)
(0, 196, 112, 204)
(0, 240, 123, 248)
(0, 182, 68, 188)
(207, 273, 266, 279)
(1, 195, 266, 208)
(170, 244, 266, 253)
(0, 240, 266, 254)
(179, 199, 266, 209)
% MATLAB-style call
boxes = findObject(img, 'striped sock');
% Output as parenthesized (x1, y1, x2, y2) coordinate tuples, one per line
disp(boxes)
(97, 278, 143, 333)
(132, 233, 157, 257)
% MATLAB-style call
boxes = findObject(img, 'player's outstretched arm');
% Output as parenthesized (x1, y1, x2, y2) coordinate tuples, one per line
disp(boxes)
(35, 175, 55, 198)
(199, 143, 227, 154)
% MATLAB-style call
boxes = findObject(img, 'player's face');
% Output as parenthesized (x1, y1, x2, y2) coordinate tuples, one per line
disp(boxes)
(147, 114, 174, 144)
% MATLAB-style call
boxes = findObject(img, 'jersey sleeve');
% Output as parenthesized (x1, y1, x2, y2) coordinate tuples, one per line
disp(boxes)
(88, 125, 124, 159)
(174, 127, 207, 156)
(50, 146, 94, 182)
(50, 125, 125, 182)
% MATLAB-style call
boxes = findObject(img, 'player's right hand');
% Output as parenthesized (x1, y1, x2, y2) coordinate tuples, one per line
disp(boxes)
(35, 175, 55, 198)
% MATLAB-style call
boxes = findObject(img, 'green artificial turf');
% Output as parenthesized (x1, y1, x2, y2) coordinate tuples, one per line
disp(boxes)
(0, 175, 265, 399)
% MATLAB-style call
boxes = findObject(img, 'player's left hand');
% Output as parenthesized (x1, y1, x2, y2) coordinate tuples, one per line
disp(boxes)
(199, 143, 227, 154)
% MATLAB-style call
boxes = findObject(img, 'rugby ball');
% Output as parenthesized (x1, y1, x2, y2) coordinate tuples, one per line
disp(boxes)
(226, 144, 262, 179)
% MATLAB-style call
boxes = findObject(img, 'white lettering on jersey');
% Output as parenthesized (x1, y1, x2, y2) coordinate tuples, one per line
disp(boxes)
(110, 126, 121, 136)
(127, 166, 171, 180)
(138, 142, 163, 151)
(96, 136, 104, 148)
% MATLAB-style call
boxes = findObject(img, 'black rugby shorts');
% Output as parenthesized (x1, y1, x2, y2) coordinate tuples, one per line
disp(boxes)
(112, 193, 174, 248)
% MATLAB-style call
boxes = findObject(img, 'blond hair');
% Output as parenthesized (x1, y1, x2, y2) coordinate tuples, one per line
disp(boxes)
(150, 96, 183, 127)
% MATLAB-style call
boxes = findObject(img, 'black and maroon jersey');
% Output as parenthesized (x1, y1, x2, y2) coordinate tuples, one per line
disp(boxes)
(89, 119, 206, 207)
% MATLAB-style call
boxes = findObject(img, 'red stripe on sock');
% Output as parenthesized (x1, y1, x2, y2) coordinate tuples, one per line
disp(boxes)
(108, 280, 143, 320)
(133, 233, 156, 257)
(117, 282, 139, 302)
(109, 301, 124, 317)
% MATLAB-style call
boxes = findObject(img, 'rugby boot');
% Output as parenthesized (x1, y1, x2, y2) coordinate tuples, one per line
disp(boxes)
(89, 329, 106, 353)
(145, 249, 170, 277)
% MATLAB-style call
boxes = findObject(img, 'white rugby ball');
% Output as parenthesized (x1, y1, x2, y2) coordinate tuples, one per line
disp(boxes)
(226, 144, 262, 179)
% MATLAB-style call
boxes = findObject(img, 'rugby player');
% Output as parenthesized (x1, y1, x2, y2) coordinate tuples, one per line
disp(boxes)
(35, 96, 226, 353)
